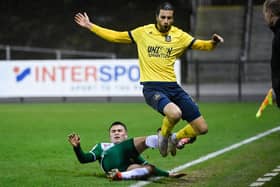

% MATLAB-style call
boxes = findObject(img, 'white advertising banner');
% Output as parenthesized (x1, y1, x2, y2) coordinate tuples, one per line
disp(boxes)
(0, 59, 181, 97)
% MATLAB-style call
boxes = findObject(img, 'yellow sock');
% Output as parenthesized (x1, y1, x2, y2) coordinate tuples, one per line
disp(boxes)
(176, 124, 198, 139)
(160, 116, 174, 137)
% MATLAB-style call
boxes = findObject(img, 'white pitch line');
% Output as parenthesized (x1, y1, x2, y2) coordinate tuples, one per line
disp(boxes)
(250, 165, 280, 186)
(249, 182, 265, 187)
(129, 126, 280, 187)
(257, 177, 272, 182)
(264, 173, 278, 177)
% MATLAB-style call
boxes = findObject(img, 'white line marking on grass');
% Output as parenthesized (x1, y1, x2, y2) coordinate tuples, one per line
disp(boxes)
(130, 126, 280, 187)
(257, 177, 272, 182)
(264, 173, 278, 177)
(249, 164, 280, 186)
(249, 182, 265, 187)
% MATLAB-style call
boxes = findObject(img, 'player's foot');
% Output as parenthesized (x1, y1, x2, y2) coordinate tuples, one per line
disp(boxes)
(168, 133, 177, 156)
(107, 169, 122, 180)
(177, 136, 197, 149)
(169, 172, 187, 178)
(168, 134, 197, 155)
(158, 130, 169, 157)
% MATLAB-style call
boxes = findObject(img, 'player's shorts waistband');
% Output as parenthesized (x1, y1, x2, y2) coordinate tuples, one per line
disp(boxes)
(140, 81, 178, 87)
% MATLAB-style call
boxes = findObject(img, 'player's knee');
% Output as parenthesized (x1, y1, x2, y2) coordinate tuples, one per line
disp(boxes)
(164, 103, 182, 123)
(144, 164, 156, 175)
(197, 126, 208, 135)
(191, 117, 208, 135)
(167, 110, 182, 123)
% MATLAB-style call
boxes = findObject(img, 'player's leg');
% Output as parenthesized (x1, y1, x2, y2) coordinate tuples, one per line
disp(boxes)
(168, 122, 200, 156)
(125, 164, 155, 179)
(175, 120, 207, 144)
(132, 133, 190, 153)
(177, 116, 208, 138)
(162, 102, 182, 137)
(107, 137, 158, 180)
(132, 136, 158, 153)
(102, 139, 141, 173)
(272, 78, 280, 108)
(158, 102, 182, 157)
(142, 84, 179, 157)
(108, 164, 155, 180)
(168, 86, 208, 156)
(175, 87, 208, 137)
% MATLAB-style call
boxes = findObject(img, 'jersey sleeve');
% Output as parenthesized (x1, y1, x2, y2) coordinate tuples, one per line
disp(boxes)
(89, 143, 103, 161)
(90, 24, 132, 43)
(181, 31, 195, 48)
(129, 26, 145, 43)
(154, 166, 169, 177)
(191, 39, 216, 50)
(73, 145, 96, 163)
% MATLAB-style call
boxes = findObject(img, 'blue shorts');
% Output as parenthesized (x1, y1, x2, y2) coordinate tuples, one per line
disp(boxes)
(142, 82, 201, 123)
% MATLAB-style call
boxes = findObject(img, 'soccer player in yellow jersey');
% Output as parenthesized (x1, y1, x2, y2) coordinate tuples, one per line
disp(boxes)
(74, 2, 224, 157)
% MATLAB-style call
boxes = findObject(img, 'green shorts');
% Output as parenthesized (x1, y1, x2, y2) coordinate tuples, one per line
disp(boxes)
(101, 138, 140, 172)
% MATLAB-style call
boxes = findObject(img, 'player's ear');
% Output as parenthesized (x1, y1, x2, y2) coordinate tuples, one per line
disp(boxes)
(155, 14, 160, 22)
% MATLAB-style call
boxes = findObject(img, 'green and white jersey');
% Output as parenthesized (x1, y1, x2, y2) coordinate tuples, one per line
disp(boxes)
(89, 142, 115, 162)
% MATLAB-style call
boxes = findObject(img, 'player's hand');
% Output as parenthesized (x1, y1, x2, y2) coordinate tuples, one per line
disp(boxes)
(212, 33, 224, 44)
(74, 12, 92, 29)
(68, 133, 80, 147)
(169, 172, 187, 178)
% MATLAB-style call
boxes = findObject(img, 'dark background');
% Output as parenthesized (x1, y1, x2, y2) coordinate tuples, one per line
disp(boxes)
(0, 0, 265, 58)
(0, 0, 191, 58)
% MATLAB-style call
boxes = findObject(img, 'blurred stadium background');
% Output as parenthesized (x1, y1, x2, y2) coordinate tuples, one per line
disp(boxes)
(0, 0, 272, 103)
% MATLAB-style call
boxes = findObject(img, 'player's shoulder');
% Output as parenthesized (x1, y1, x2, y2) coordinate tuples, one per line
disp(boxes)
(134, 24, 156, 32)
(143, 24, 156, 29)
(170, 25, 193, 40)
(131, 24, 158, 38)
(170, 26, 187, 35)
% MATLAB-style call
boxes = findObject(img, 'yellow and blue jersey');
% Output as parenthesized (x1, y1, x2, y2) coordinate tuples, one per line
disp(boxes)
(90, 23, 216, 83)
(129, 24, 193, 82)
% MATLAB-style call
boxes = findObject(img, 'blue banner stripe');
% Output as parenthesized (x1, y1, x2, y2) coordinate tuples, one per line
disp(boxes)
(16, 68, 31, 82)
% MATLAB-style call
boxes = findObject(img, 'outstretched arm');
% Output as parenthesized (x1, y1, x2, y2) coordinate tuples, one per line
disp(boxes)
(74, 12, 132, 43)
(68, 133, 81, 147)
(212, 33, 224, 44)
(74, 12, 93, 30)
(68, 133, 95, 163)
(192, 33, 224, 51)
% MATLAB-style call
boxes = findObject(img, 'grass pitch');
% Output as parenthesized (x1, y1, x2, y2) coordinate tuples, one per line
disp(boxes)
(0, 102, 279, 187)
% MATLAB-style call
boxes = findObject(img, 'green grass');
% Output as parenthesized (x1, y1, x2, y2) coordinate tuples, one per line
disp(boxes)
(0, 102, 279, 187)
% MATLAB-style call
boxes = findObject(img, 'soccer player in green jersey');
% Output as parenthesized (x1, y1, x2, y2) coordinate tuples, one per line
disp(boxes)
(74, 2, 224, 157)
(68, 121, 187, 180)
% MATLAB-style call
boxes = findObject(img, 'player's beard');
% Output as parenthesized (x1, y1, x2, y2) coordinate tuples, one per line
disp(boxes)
(157, 24, 171, 33)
